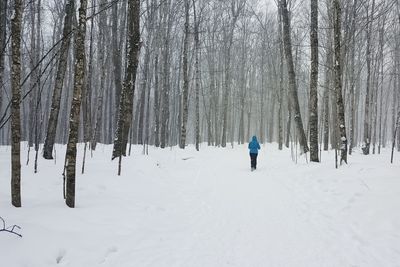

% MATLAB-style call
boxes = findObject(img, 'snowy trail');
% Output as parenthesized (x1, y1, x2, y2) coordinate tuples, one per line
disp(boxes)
(1, 144, 400, 266)
(176, 150, 340, 267)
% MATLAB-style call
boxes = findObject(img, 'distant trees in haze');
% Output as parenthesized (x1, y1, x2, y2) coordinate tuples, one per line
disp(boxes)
(0, 0, 399, 206)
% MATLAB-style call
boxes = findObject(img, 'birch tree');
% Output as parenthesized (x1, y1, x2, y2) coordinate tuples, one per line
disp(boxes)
(10, 0, 23, 207)
(193, 0, 201, 151)
(333, 0, 347, 165)
(65, 0, 88, 208)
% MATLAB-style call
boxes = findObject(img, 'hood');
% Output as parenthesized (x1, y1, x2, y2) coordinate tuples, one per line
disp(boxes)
(252, 136, 257, 142)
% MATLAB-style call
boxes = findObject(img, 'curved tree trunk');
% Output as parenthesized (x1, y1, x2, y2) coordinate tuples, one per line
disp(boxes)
(43, 0, 75, 159)
(280, 0, 309, 154)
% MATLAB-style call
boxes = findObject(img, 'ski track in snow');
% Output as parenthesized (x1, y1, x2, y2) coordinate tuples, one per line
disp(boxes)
(1, 143, 400, 267)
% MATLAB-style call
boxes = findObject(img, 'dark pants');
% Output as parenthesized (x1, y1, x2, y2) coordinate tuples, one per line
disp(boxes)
(250, 153, 258, 169)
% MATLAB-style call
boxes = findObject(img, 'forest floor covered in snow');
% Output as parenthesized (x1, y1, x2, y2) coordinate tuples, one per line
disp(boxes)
(1, 143, 400, 267)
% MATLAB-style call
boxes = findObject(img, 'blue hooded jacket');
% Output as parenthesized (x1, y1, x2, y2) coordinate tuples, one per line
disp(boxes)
(248, 136, 261, 154)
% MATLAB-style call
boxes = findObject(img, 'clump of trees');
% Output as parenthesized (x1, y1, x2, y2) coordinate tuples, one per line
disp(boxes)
(0, 0, 399, 207)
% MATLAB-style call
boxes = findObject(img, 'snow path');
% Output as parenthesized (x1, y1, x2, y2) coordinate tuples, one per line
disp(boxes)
(1, 144, 400, 267)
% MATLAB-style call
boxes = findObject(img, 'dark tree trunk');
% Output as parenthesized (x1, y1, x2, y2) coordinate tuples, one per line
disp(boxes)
(160, 1, 171, 149)
(33, 0, 42, 173)
(112, 2, 123, 130)
(280, 0, 309, 154)
(277, 6, 284, 150)
(309, 0, 319, 162)
(28, 2, 37, 149)
(391, 110, 400, 163)
(180, 0, 190, 149)
(112, 0, 141, 160)
(193, 0, 200, 151)
(0, 0, 6, 118)
(65, 0, 88, 208)
(153, 54, 160, 147)
(11, 0, 23, 207)
(43, 0, 75, 159)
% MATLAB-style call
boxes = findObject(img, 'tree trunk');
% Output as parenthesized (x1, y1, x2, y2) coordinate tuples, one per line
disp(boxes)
(397, 11, 400, 152)
(11, 0, 23, 207)
(378, 25, 384, 154)
(322, 36, 331, 152)
(160, 1, 171, 149)
(143, 0, 157, 150)
(43, 0, 75, 159)
(138, 2, 156, 147)
(81, 0, 95, 174)
(91, 0, 107, 150)
(323, 1, 333, 151)
(221, 35, 233, 148)
(277, 5, 284, 150)
(180, 0, 190, 149)
(334, 0, 348, 165)
(309, 0, 319, 162)
(65, 0, 88, 208)
(280, 0, 309, 154)
(137, 21, 152, 146)
(193, 0, 200, 151)
(221, 1, 243, 148)
(153, 54, 160, 147)
(28, 2, 37, 149)
(33, 0, 42, 173)
(112, 0, 141, 160)
(391, 110, 400, 163)
(362, 0, 375, 155)
(112, 2, 123, 130)
(0, 0, 6, 120)
(348, 0, 357, 155)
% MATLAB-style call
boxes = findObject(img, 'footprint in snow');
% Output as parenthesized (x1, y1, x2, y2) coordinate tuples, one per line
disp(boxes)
(56, 249, 66, 264)
(100, 246, 118, 264)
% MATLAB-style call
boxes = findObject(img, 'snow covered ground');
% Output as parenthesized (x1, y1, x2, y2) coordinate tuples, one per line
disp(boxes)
(1, 143, 400, 267)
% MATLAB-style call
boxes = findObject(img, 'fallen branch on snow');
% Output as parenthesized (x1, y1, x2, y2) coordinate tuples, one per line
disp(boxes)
(0, 216, 22, 238)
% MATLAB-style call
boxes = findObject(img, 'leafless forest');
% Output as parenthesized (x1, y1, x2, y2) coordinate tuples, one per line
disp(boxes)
(0, 0, 399, 206)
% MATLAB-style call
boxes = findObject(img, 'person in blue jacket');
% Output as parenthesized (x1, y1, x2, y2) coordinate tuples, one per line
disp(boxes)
(248, 136, 261, 171)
